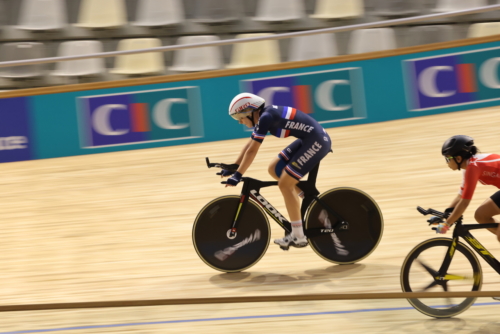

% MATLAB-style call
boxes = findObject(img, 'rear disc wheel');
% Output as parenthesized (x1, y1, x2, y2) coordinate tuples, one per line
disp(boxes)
(305, 187, 383, 264)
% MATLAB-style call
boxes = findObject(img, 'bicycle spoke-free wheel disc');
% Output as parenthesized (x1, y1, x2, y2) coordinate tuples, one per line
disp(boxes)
(305, 187, 383, 264)
(193, 196, 270, 273)
(401, 238, 482, 318)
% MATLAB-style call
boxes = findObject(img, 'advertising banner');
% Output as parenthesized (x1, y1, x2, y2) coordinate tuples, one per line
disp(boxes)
(77, 86, 204, 148)
(242, 67, 367, 124)
(0, 97, 34, 163)
(403, 45, 500, 111)
(1, 38, 500, 162)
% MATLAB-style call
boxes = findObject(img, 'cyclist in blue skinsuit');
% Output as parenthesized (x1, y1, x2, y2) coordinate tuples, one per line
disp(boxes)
(222, 93, 332, 249)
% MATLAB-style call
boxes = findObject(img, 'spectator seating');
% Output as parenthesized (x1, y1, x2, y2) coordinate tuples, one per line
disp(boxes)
(52, 40, 105, 77)
(192, 0, 240, 24)
(75, 0, 127, 29)
(253, 0, 305, 22)
(406, 25, 454, 46)
(0, 1, 5, 26)
(169, 35, 223, 72)
(132, 0, 184, 27)
(109, 38, 164, 76)
(17, 0, 67, 31)
(433, 0, 487, 12)
(310, 0, 365, 20)
(375, 0, 420, 18)
(0, 42, 45, 79)
(288, 33, 338, 61)
(226, 33, 281, 68)
(468, 22, 500, 38)
(348, 28, 396, 54)
(0, 0, 499, 86)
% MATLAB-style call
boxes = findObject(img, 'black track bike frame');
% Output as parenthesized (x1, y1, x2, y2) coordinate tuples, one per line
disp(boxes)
(436, 221, 500, 278)
(226, 163, 347, 239)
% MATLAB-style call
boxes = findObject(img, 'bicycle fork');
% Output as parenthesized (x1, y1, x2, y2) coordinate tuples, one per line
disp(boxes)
(432, 236, 480, 288)
(228, 178, 292, 239)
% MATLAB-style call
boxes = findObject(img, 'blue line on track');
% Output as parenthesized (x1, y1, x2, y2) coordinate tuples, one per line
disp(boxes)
(1, 301, 499, 334)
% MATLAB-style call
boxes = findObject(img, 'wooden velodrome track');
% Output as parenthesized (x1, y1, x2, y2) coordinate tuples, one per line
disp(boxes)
(1, 105, 500, 333)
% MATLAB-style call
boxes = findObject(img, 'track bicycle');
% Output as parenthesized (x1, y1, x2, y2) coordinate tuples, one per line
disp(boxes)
(401, 206, 500, 318)
(192, 157, 384, 272)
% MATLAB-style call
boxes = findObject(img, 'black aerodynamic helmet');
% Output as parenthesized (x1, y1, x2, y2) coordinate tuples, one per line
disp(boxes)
(442, 135, 474, 157)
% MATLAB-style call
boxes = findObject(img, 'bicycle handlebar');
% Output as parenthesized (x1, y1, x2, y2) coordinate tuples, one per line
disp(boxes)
(205, 157, 239, 173)
(416, 206, 447, 218)
(416, 206, 463, 230)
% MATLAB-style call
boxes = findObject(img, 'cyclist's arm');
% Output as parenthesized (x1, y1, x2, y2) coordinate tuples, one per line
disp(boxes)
(236, 140, 261, 175)
(446, 166, 480, 225)
(448, 194, 461, 209)
(446, 198, 470, 226)
(234, 138, 254, 165)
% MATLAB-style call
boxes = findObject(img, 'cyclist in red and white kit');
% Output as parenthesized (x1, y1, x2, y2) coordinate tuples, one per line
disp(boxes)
(437, 135, 500, 241)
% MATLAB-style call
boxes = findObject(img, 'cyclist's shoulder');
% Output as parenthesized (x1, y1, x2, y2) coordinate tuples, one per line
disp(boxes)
(262, 105, 282, 114)
(469, 153, 500, 165)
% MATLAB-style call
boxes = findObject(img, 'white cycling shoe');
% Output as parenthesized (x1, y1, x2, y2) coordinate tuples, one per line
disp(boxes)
(274, 234, 308, 251)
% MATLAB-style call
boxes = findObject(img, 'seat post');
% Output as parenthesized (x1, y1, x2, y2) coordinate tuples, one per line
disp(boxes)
(307, 163, 320, 184)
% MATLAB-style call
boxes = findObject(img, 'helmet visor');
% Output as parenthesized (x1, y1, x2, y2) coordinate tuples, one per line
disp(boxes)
(230, 107, 254, 121)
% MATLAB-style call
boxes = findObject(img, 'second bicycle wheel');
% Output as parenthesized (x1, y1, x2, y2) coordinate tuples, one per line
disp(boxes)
(401, 237, 482, 318)
(193, 195, 270, 273)
(305, 187, 383, 264)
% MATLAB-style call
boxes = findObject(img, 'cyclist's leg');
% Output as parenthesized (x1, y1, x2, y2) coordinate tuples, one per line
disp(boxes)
(279, 172, 301, 222)
(275, 134, 331, 247)
(268, 139, 303, 195)
(474, 192, 500, 238)
(275, 171, 307, 248)
(268, 156, 286, 180)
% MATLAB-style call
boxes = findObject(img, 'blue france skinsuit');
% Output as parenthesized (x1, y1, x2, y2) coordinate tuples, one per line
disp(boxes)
(251, 105, 331, 180)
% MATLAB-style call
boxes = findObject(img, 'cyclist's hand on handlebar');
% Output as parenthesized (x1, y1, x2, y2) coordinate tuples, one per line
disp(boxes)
(436, 223, 450, 234)
(225, 171, 242, 187)
(428, 216, 443, 225)
(217, 169, 235, 178)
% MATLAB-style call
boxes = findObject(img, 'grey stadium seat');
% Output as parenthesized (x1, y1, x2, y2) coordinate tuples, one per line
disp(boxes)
(348, 28, 397, 54)
(0, 42, 45, 79)
(406, 25, 454, 47)
(253, 0, 305, 22)
(132, 0, 185, 27)
(52, 40, 106, 77)
(169, 35, 223, 72)
(192, 0, 240, 24)
(374, 0, 421, 17)
(288, 33, 338, 61)
(17, 0, 67, 31)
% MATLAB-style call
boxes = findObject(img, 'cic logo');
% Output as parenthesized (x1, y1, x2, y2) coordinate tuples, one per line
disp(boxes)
(404, 47, 500, 111)
(78, 87, 204, 148)
(241, 68, 367, 124)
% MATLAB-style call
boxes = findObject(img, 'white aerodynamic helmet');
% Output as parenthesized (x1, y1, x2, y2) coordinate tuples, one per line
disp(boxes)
(228, 93, 265, 121)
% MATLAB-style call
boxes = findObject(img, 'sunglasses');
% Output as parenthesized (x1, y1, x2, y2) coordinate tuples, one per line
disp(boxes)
(444, 156, 454, 163)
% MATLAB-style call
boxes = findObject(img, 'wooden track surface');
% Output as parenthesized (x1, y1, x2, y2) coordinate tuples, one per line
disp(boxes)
(2, 106, 500, 332)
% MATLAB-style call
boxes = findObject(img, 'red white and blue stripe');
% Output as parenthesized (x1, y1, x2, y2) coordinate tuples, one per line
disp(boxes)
(285, 165, 303, 180)
(252, 132, 265, 141)
(276, 107, 297, 138)
(279, 150, 290, 161)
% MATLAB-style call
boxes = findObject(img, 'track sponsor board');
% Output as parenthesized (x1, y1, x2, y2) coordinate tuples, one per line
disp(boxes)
(77, 87, 204, 148)
(0, 97, 34, 163)
(404, 46, 500, 111)
(241, 68, 367, 124)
